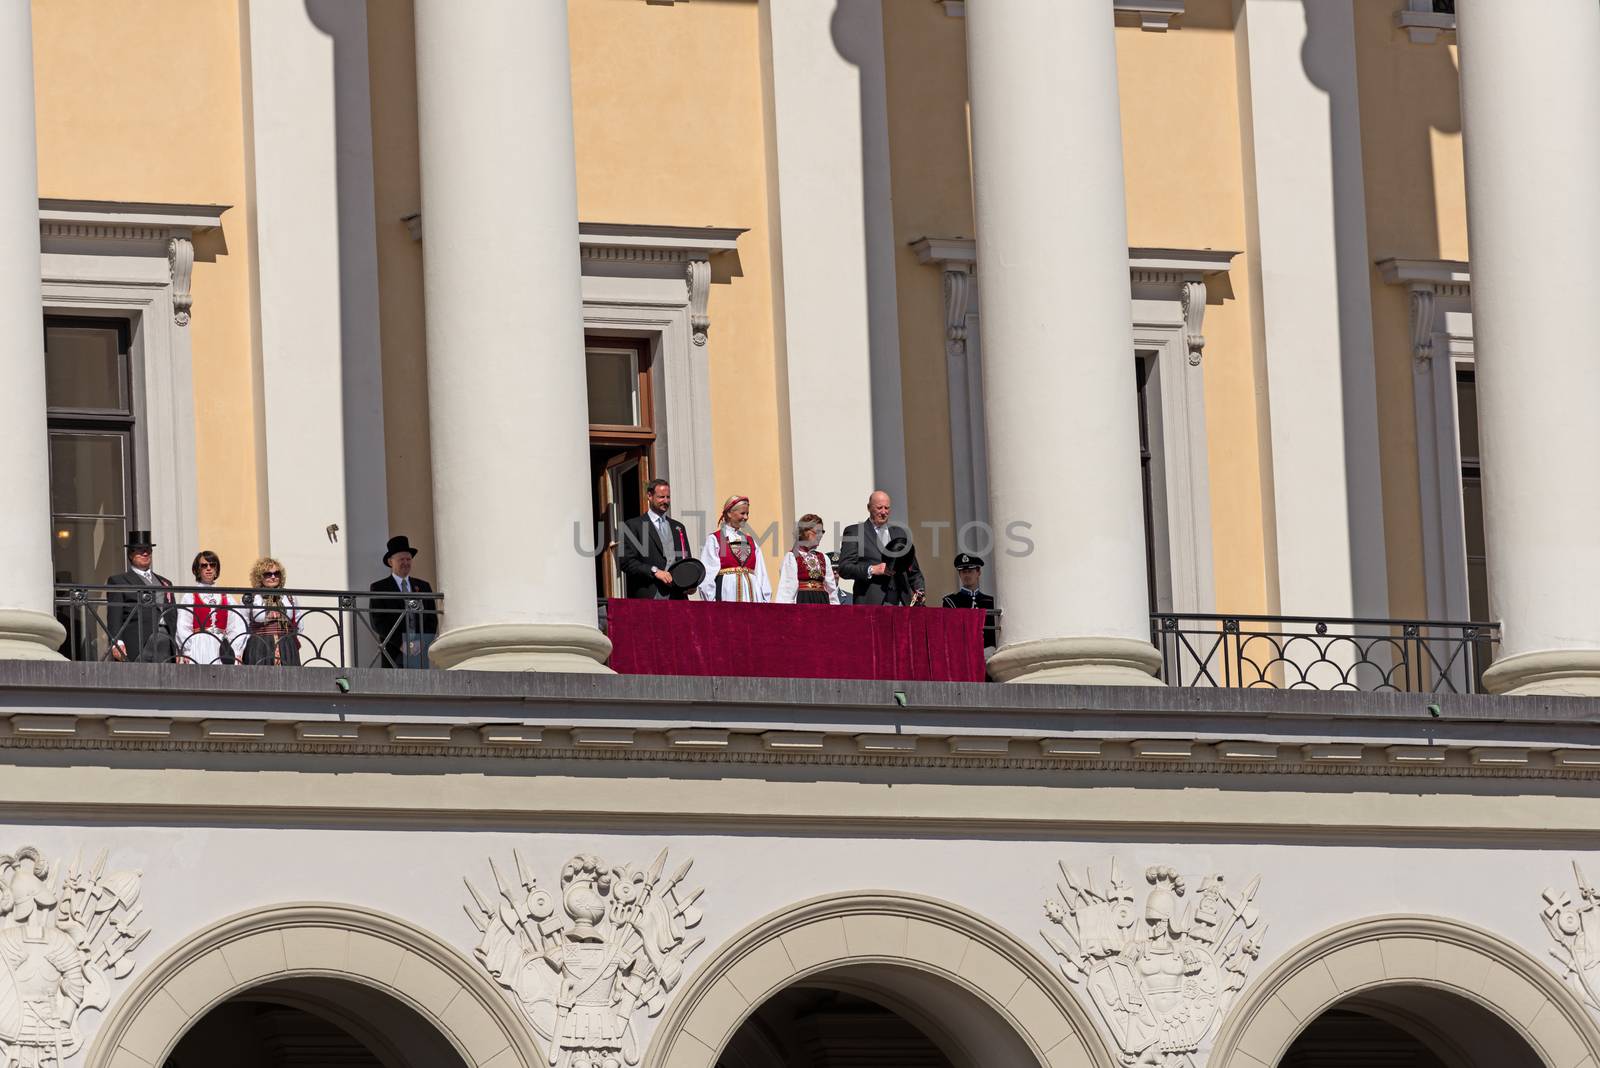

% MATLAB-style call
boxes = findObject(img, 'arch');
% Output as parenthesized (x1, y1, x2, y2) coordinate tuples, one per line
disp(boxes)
(86, 902, 544, 1068)
(1210, 915, 1600, 1068)
(642, 891, 1117, 1068)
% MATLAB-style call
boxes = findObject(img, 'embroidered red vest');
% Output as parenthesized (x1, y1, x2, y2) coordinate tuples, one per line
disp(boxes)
(717, 529, 754, 570)
(193, 593, 230, 630)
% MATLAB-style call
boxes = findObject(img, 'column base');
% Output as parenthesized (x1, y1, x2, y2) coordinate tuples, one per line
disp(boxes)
(0, 608, 67, 662)
(429, 622, 613, 673)
(987, 635, 1164, 686)
(1482, 648, 1600, 697)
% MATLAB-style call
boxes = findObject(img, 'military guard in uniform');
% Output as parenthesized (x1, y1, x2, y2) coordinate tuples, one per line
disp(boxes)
(941, 552, 997, 651)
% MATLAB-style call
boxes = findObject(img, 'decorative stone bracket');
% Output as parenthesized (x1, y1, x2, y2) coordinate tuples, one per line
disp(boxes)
(913, 238, 1235, 367)
(39, 199, 227, 326)
(404, 214, 743, 346)
(1395, 0, 1456, 45)
(1378, 258, 1472, 366)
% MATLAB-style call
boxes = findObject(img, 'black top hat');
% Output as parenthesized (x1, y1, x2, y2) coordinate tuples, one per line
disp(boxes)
(124, 530, 156, 549)
(383, 535, 420, 565)
(669, 558, 707, 591)
(954, 553, 985, 570)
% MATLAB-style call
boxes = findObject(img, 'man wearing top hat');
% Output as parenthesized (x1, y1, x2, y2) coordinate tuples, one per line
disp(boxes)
(617, 479, 697, 599)
(106, 530, 178, 662)
(941, 552, 998, 652)
(369, 535, 438, 667)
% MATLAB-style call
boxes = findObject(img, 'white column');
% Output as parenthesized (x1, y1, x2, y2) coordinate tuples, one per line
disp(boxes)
(1457, 0, 1600, 696)
(0, 5, 64, 661)
(412, 0, 609, 672)
(760, 0, 907, 541)
(1234, 0, 1388, 620)
(965, 0, 1159, 685)
(247, 1, 389, 591)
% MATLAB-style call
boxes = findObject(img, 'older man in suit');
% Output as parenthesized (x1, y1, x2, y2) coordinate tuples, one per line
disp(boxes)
(106, 530, 177, 662)
(369, 535, 438, 667)
(617, 479, 693, 599)
(837, 490, 925, 606)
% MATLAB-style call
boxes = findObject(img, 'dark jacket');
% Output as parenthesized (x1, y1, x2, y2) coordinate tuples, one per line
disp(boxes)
(369, 574, 438, 666)
(942, 587, 998, 649)
(836, 520, 925, 606)
(106, 569, 177, 662)
(616, 512, 692, 599)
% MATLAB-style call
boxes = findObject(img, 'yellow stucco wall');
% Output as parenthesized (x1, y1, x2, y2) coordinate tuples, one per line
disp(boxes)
(1119, 0, 1269, 615)
(881, 1, 970, 596)
(1352, 6, 1468, 619)
(31, 0, 262, 580)
(568, 0, 782, 575)
(882, 0, 1270, 611)
(366, 0, 435, 564)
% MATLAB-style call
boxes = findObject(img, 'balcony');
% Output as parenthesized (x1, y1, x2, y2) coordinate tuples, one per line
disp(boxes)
(53, 584, 1501, 694)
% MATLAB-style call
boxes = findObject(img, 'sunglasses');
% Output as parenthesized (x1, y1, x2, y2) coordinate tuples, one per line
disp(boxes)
(198, 562, 219, 570)
(261, 571, 282, 579)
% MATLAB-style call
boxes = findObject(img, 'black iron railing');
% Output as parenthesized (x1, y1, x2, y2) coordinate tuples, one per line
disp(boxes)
(1152, 613, 1498, 693)
(54, 584, 443, 669)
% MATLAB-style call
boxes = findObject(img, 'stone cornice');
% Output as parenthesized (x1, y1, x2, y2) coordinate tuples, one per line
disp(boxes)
(1378, 257, 1471, 288)
(399, 213, 746, 262)
(912, 237, 1239, 281)
(934, 1, 1186, 32)
(1, 713, 1598, 784)
(39, 198, 228, 242)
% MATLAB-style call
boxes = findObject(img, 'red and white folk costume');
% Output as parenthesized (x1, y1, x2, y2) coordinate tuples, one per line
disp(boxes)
(775, 546, 839, 604)
(695, 497, 771, 603)
(174, 585, 247, 664)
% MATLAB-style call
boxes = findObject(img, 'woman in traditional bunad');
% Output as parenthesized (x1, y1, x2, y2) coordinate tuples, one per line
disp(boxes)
(243, 556, 303, 666)
(775, 513, 839, 605)
(696, 495, 771, 603)
(173, 550, 247, 664)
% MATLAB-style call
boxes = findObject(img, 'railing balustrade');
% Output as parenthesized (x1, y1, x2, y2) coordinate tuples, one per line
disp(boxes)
(53, 584, 443, 670)
(1151, 612, 1499, 693)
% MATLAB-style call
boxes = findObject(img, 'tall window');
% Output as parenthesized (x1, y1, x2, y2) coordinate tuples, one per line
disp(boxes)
(1455, 367, 1488, 622)
(45, 317, 137, 585)
(1135, 355, 1159, 612)
(586, 337, 656, 599)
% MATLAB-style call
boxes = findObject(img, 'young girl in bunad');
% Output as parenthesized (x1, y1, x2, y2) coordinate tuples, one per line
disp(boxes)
(774, 513, 839, 605)
(695, 495, 772, 603)
(174, 550, 247, 664)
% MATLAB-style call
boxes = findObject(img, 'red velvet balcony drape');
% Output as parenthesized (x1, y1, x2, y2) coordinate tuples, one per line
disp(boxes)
(605, 600, 986, 682)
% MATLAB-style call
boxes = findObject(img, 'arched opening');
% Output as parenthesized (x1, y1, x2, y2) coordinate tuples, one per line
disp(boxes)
(86, 904, 544, 1068)
(1280, 987, 1543, 1068)
(164, 976, 468, 1068)
(716, 963, 1036, 1068)
(1210, 917, 1600, 1068)
(643, 892, 1115, 1068)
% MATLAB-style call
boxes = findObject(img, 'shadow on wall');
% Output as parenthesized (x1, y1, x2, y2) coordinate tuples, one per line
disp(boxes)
(300, 0, 391, 591)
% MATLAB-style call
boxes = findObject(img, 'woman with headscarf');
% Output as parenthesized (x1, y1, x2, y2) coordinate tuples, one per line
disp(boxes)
(695, 495, 771, 603)
(173, 550, 247, 664)
(242, 556, 302, 665)
(775, 513, 839, 605)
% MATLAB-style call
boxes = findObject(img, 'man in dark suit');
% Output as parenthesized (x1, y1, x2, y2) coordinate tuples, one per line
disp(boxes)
(369, 535, 438, 667)
(106, 530, 177, 662)
(941, 552, 998, 651)
(837, 490, 925, 606)
(616, 479, 693, 599)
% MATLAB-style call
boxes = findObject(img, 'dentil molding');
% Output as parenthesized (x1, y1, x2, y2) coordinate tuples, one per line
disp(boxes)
(1042, 857, 1265, 1066)
(466, 848, 705, 1068)
(1378, 258, 1471, 365)
(0, 845, 147, 1067)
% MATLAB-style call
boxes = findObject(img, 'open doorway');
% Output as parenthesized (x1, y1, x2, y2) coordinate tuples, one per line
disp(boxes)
(586, 336, 656, 599)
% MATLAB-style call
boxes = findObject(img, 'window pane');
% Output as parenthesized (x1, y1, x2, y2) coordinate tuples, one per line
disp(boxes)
(1461, 475, 1485, 558)
(45, 324, 126, 411)
(50, 432, 127, 516)
(586, 347, 639, 426)
(51, 516, 127, 585)
(1454, 369, 1479, 463)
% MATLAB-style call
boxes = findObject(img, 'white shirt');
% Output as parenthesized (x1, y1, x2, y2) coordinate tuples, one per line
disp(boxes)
(132, 567, 155, 583)
(650, 511, 672, 556)
(394, 575, 411, 593)
(873, 522, 890, 547)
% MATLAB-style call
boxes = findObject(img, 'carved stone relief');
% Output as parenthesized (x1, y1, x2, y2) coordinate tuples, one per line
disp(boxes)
(0, 846, 146, 1067)
(1042, 858, 1265, 1067)
(466, 849, 705, 1068)
(1541, 861, 1600, 1016)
